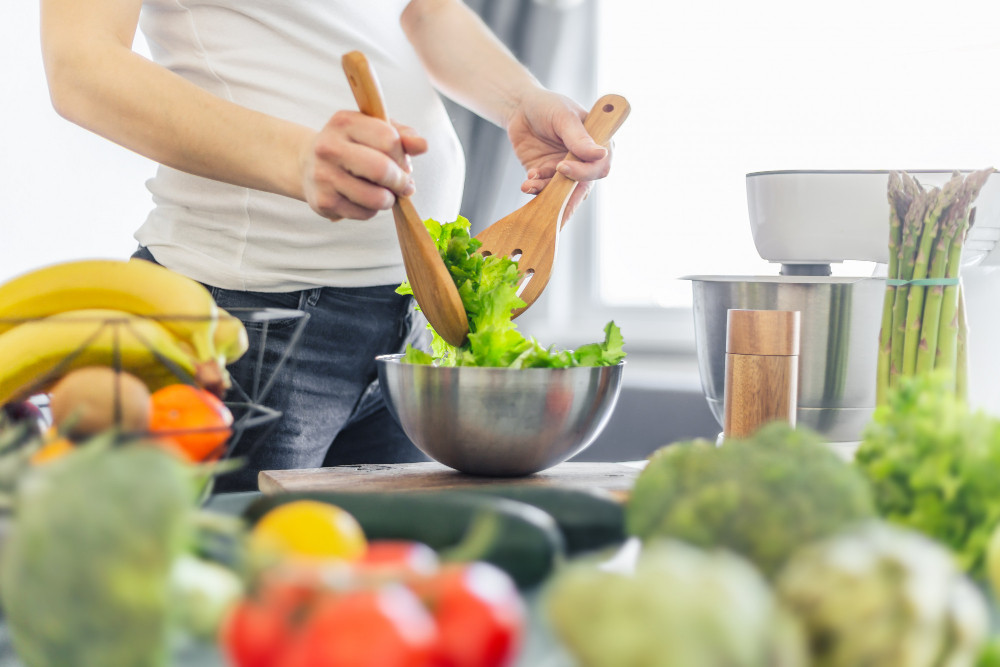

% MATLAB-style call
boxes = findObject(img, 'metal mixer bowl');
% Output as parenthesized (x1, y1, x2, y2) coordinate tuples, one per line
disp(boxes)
(687, 276, 885, 442)
(376, 355, 624, 476)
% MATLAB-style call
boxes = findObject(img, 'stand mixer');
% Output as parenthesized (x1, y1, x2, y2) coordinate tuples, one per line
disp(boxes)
(688, 170, 1000, 448)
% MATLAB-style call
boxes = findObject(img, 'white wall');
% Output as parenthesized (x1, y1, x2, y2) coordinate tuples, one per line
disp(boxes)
(0, 4, 156, 282)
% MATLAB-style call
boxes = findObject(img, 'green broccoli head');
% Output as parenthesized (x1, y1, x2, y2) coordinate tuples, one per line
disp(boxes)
(1, 436, 197, 666)
(625, 422, 876, 578)
(775, 521, 989, 667)
(544, 539, 809, 667)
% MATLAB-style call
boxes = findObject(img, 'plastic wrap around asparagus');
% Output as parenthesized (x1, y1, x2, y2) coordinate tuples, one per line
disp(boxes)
(876, 168, 994, 405)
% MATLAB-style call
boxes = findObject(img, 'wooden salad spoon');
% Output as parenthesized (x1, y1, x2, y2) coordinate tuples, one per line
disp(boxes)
(475, 94, 630, 318)
(341, 51, 469, 347)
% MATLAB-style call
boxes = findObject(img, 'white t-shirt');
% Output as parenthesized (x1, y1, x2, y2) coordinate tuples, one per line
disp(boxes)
(135, 0, 466, 291)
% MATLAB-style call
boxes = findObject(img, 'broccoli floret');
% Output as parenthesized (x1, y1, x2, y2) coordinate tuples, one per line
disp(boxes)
(0, 436, 197, 666)
(625, 422, 875, 578)
(775, 521, 989, 667)
(544, 539, 809, 667)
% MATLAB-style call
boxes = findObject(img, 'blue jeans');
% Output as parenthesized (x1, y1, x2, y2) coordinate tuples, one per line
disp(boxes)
(132, 247, 430, 492)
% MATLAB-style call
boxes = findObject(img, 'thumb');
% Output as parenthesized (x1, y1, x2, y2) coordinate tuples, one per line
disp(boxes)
(560, 119, 608, 163)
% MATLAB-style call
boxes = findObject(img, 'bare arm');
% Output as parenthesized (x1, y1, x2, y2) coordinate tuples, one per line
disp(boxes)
(41, 0, 423, 221)
(400, 0, 612, 204)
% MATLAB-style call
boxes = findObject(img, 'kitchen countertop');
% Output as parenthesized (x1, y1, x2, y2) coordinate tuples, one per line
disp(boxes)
(257, 460, 642, 496)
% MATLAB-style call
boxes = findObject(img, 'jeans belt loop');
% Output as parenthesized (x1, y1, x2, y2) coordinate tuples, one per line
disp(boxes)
(302, 287, 322, 309)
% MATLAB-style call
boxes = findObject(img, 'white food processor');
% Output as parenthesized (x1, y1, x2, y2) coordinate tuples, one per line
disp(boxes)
(688, 169, 1000, 451)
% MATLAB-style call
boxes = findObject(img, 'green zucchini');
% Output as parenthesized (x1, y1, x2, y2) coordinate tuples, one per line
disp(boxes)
(450, 486, 626, 555)
(242, 490, 566, 589)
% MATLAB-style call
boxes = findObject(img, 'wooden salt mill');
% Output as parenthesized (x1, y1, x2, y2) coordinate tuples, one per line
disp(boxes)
(723, 309, 800, 439)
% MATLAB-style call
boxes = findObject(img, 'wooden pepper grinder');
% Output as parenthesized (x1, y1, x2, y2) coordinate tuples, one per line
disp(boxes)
(723, 309, 800, 440)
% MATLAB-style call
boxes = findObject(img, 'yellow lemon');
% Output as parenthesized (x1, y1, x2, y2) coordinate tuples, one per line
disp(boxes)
(250, 500, 367, 562)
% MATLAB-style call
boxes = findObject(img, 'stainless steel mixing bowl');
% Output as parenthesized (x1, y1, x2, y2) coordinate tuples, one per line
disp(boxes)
(376, 355, 624, 476)
(687, 276, 885, 442)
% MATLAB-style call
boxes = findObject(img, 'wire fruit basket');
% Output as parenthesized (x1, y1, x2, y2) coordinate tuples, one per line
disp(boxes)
(0, 307, 309, 475)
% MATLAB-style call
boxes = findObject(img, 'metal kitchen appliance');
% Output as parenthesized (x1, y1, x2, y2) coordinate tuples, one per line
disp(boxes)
(688, 169, 1000, 446)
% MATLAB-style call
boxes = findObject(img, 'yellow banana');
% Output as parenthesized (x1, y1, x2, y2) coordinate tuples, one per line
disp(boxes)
(0, 309, 201, 404)
(0, 259, 219, 362)
(214, 308, 250, 364)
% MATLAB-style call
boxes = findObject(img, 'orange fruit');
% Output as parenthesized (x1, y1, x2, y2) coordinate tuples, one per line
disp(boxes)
(30, 436, 75, 465)
(149, 383, 234, 462)
(250, 500, 368, 562)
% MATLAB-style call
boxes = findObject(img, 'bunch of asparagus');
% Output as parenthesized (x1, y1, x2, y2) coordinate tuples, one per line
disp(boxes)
(876, 168, 994, 405)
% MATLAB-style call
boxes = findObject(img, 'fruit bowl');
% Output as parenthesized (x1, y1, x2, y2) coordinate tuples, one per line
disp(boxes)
(376, 355, 624, 477)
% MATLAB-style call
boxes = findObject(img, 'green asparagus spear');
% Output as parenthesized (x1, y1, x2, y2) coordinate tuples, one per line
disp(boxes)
(915, 178, 965, 375)
(956, 285, 969, 401)
(889, 179, 929, 385)
(901, 176, 963, 376)
(933, 168, 993, 387)
(877, 172, 908, 405)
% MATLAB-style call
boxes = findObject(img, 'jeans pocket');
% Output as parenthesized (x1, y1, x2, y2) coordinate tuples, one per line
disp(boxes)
(208, 287, 306, 332)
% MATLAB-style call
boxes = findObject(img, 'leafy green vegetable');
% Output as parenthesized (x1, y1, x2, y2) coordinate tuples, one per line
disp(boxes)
(397, 216, 625, 368)
(854, 371, 1000, 578)
(0, 435, 197, 666)
(625, 422, 876, 578)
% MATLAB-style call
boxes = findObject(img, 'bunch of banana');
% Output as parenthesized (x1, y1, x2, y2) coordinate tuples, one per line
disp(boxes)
(0, 259, 249, 404)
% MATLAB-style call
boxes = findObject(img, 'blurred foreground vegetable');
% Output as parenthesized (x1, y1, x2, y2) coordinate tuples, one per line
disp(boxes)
(222, 558, 525, 667)
(544, 539, 808, 667)
(776, 521, 989, 667)
(249, 499, 367, 562)
(855, 372, 1000, 578)
(398, 216, 625, 368)
(625, 422, 875, 577)
(0, 437, 198, 666)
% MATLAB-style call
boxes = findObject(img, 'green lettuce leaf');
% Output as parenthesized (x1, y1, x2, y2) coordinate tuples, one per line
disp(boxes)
(397, 216, 625, 368)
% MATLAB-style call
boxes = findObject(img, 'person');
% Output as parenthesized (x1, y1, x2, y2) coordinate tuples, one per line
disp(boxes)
(39, 0, 615, 492)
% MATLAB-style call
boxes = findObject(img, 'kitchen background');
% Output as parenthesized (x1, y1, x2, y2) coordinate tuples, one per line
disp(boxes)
(2, 0, 1000, 459)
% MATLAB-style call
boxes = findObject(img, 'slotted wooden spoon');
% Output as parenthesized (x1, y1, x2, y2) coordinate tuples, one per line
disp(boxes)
(341, 51, 469, 347)
(476, 94, 630, 317)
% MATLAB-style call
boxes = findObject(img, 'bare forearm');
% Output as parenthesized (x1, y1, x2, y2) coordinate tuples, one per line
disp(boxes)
(41, 0, 311, 201)
(401, 0, 544, 129)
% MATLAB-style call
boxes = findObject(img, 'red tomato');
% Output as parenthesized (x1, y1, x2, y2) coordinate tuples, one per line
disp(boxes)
(220, 598, 292, 667)
(358, 540, 440, 578)
(286, 585, 438, 667)
(220, 568, 324, 667)
(418, 563, 525, 667)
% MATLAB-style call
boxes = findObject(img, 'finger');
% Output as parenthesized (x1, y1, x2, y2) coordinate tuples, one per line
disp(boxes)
(560, 117, 610, 163)
(325, 111, 411, 173)
(521, 166, 556, 195)
(318, 138, 415, 199)
(310, 180, 383, 221)
(556, 141, 614, 183)
(310, 161, 404, 219)
(312, 192, 380, 222)
(333, 164, 410, 211)
(394, 123, 429, 157)
(561, 181, 593, 227)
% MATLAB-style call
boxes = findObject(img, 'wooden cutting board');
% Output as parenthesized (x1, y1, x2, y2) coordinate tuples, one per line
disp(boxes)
(258, 461, 642, 496)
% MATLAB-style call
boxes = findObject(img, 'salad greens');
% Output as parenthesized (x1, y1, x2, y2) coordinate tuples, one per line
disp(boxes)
(854, 371, 1000, 578)
(397, 216, 625, 368)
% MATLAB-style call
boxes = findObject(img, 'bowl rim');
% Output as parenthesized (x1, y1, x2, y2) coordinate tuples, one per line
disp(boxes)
(682, 275, 884, 284)
(375, 353, 627, 371)
(746, 168, 990, 178)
